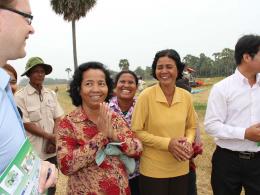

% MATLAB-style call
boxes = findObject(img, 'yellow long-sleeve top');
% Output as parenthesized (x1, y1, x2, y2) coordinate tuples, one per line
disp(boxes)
(131, 84, 196, 178)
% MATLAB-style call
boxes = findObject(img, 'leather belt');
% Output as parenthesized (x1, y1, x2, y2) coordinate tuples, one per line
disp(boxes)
(216, 146, 260, 160)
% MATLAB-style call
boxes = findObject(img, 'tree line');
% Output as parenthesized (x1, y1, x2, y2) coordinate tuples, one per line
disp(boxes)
(118, 48, 236, 80)
(19, 78, 68, 86)
(18, 47, 235, 86)
(183, 48, 236, 77)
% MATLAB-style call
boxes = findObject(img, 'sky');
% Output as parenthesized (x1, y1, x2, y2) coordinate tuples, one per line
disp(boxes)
(9, 0, 260, 80)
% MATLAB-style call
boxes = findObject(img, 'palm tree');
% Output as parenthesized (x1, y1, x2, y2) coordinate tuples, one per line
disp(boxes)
(65, 67, 72, 80)
(50, 0, 97, 70)
(119, 59, 130, 71)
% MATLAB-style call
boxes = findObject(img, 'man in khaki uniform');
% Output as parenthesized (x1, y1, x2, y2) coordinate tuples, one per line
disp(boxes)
(15, 57, 63, 195)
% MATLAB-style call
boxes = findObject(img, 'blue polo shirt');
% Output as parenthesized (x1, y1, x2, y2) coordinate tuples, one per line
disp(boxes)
(0, 68, 25, 174)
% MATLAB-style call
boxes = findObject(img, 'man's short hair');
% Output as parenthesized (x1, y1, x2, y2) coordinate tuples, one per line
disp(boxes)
(0, 0, 16, 8)
(235, 34, 260, 65)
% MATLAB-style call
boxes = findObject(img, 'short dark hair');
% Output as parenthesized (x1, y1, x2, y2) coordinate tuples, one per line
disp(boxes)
(114, 70, 138, 87)
(151, 49, 185, 80)
(235, 34, 260, 65)
(0, 0, 16, 8)
(176, 78, 191, 93)
(69, 61, 114, 106)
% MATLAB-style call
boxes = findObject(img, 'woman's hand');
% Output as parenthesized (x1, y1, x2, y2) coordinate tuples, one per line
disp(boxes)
(168, 137, 193, 161)
(96, 102, 114, 139)
(192, 142, 203, 158)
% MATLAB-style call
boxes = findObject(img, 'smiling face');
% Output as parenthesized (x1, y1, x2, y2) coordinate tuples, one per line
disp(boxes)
(115, 73, 137, 101)
(155, 56, 178, 87)
(80, 69, 108, 110)
(0, 0, 34, 62)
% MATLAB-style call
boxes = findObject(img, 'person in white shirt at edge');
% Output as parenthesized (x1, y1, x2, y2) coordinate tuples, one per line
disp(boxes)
(204, 34, 260, 195)
(0, 0, 57, 193)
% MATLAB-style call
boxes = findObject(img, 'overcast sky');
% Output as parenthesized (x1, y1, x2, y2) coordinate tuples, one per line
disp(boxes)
(9, 0, 260, 80)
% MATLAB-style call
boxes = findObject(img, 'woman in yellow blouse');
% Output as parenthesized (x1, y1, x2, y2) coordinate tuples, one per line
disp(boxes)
(131, 49, 196, 195)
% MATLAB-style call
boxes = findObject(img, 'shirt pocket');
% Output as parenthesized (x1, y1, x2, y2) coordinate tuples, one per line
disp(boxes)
(45, 98, 55, 118)
(27, 106, 41, 122)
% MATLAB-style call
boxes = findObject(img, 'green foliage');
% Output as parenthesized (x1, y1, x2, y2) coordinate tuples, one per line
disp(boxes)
(108, 69, 118, 80)
(183, 48, 235, 77)
(183, 54, 200, 68)
(119, 59, 130, 71)
(194, 102, 207, 111)
(198, 53, 214, 77)
(144, 66, 153, 80)
(50, 0, 97, 70)
(134, 66, 145, 78)
(65, 67, 72, 79)
(213, 48, 235, 76)
(134, 66, 153, 80)
(19, 78, 68, 86)
(50, 0, 96, 21)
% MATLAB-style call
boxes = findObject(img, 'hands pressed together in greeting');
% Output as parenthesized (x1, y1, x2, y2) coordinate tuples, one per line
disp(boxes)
(168, 137, 194, 161)
(96, 102, 117, 141)
(96, 102, 195, 161)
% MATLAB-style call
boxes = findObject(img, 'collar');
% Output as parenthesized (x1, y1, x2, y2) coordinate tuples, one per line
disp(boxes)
(109, 96, 136, 111)
(155, 83, 182, 105)
(235, 68, 260, 86)
(26, 83, 47, 95)
(0, 67, 10, 91)
(256, 73, 260, 85)
(69, 106, 90, 123)
(235, 68, 249, 85)
(109, 96, 119, 109)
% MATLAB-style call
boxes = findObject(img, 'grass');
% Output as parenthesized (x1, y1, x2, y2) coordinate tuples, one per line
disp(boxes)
(51, 78, 246, 195)
(194, 102, 207, 111)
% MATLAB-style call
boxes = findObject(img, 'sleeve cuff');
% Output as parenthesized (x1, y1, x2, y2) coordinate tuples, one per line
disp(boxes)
(186, 136, 194, 144)
(161, 138, 171, 150)
(235, 127, 246, 140)
(23, 119, 31, 123)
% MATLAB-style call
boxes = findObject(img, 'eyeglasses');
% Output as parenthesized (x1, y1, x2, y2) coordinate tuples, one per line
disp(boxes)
(0, 6, 33, 25)
(9, 79, 17, 85)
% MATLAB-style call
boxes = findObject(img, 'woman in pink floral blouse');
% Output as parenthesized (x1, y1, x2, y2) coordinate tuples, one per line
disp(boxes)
(109, 70, 140, 195)
(56, 62, 142, 195)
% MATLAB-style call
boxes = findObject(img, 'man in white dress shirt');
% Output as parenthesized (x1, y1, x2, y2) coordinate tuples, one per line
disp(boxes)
(205, 34, 260, 195)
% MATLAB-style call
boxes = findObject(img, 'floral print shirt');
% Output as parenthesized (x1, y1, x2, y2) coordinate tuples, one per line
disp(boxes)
(56, 107, 142, 195)
(109, 96, 140, 179)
